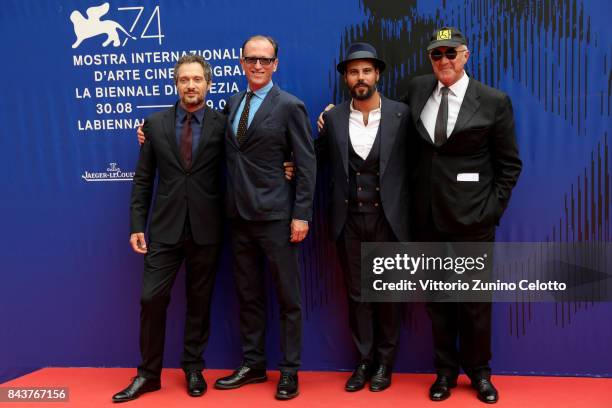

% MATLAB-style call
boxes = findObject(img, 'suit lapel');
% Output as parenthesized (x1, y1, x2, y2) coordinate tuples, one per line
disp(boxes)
(241, 85, 279, 145)
(226, 91, 244, 149)
(412, 77, 437, 145)
(163, 104, 182, 166)
(450, 79, 480, 137)
(228, 90, 245, 125)
(191, 107, 215, 166)
(334, 102, 350, 176)
(378, 96, 398, 176)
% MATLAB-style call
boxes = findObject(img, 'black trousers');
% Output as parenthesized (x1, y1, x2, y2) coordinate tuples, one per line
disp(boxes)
(416, 221, 494, 380)
(231, 218, 302, 373)
(336, 211, 401, 366)
(137, 225, 220, 379)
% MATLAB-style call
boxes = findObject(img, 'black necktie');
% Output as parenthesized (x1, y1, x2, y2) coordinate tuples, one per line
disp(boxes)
(180, 112, 192, 169)
(236, 91, 254, 146)
(434, 87, 449, 146)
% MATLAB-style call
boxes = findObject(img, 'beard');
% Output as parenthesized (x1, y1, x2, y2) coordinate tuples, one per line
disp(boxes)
(181, 92, 204, 108)
(350, 81, 377, 100)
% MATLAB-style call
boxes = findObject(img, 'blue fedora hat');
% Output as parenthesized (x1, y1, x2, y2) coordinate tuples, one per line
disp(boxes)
(337, 42, 386, 74)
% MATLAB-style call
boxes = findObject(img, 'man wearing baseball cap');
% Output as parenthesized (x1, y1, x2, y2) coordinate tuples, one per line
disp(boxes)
(401, 27, 522, 404)
(317, 42, 413, 393)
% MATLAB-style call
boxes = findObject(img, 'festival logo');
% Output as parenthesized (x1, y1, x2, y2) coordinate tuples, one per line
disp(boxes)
(70, 2, 164, 48)
(70, 3, 135, 48)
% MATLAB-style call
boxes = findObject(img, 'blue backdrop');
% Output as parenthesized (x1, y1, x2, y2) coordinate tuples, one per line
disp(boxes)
(1, 0, 611, 383)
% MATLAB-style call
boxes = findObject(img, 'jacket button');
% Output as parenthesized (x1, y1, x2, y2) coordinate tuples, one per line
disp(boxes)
(358, 202, 363, 207)
(344, 199, 348, 204)
(374, 202, 379, 207)
(376, 172, 380, 176)
(358, 187, 363, 191)
(376, 187, 380, 191)
(356, 172, 361, 176)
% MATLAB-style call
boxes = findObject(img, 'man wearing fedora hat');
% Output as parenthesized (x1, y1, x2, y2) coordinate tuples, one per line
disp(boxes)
(318, 28, 521, 403)
(316, 42, 413, 392)
(400, 27, 522, 404)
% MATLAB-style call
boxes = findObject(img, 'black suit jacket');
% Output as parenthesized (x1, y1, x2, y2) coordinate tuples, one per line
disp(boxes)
(224, 85, 316, 222)
(403, 74, 522, 236)
(317, 96, 413, 241)
(130, 104, 226, 245)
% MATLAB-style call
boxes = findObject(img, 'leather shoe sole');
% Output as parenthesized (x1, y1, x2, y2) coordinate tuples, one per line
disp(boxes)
(430, 389, 453, 402)
(214, 375, 267, 390)
(345, 383, 365, 392)
(275, 390, 299, 400)
(188, 389, 205, 397)
(345, 374, 367, 392)
(369, 381, 391, 392)
(477, 394, 499, 404)
(112, 381, 160, 403)
(187, 382, 206, 397)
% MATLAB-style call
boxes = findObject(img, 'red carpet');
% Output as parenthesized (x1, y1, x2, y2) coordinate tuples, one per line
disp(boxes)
(1, 368, 610, 407)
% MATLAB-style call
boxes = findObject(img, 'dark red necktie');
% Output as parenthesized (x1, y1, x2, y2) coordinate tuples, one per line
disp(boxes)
(180, 112, 193, 169)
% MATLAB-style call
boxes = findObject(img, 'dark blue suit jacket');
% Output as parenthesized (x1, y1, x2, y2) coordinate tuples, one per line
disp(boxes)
(317, 95, 413, 241)
(224, 84, 316, 222)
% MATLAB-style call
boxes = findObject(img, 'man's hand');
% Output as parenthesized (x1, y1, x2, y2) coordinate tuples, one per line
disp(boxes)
(137, 125, 146, 146)
(316, 104, 335, 131)
(290, 219, 309, 243)
(130, 232, 148, 254)
(283, 161, 295, 180)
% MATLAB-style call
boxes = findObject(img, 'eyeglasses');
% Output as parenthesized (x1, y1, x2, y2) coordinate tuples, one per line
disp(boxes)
(429, 48, 467, 61)
(243, 56, 276, 66)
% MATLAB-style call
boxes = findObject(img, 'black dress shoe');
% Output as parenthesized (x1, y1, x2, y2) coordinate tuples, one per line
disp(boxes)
(369, 364, 392, 392)
(275, 372, 299, 400)
(472, 378, 499, 404)
(185, 370, 207, 397)
(429, 375, 457, 401)
(345, 362, 371, 392)
(214, 365, 267, 389)
(112, 376, 161, 403)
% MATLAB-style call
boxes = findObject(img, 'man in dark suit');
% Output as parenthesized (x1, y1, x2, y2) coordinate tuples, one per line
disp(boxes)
(316, 43, 412, 393)
(112, 55, 226, 403)
(213, 35, 316, 400)
(401, 27, 522, 404)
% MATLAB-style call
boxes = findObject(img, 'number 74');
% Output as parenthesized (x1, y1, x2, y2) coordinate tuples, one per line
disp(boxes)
(117, 6, 164, 45)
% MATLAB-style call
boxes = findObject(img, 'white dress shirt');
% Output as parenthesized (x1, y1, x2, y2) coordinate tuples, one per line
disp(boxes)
(420, 71, 470, 143)
(349, 98, 381, 160)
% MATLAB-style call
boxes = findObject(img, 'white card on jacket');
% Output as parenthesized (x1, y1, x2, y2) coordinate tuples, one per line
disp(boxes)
(457, 173, 479, 182)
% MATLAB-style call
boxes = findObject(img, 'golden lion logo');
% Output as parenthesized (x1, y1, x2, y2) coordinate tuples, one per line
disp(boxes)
(436, 29, 452, 41)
